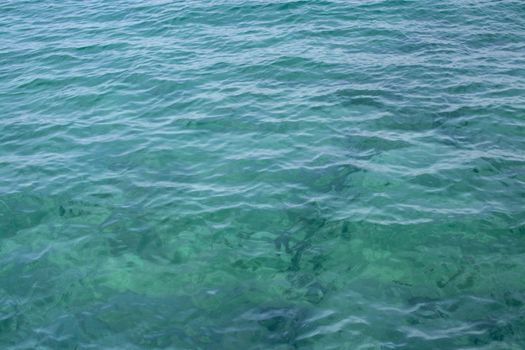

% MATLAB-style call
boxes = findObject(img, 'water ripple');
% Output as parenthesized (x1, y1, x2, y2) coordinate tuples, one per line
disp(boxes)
(1, 0, 525, 348)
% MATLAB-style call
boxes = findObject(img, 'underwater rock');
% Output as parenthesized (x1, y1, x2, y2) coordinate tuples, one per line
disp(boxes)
(242, 304, 309, 346)
(304, 281, 327, 305)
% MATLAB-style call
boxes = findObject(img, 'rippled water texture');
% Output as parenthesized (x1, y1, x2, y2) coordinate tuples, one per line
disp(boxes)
(1, 0, 525, 348)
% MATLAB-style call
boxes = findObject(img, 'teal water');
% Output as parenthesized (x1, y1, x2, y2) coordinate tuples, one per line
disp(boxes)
(1, 0, 525, 348)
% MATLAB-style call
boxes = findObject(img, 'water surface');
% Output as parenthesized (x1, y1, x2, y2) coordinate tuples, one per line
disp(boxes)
(1, 0, 525, 349)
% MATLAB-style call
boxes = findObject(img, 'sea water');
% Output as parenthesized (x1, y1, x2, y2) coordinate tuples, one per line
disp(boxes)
(1, 0, 525, 349)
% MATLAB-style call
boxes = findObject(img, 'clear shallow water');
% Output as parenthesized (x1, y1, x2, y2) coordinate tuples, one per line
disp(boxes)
(1, 0, 525, 348)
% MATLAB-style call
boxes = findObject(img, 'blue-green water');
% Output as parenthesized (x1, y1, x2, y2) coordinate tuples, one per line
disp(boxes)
(1, 0, 525, 348)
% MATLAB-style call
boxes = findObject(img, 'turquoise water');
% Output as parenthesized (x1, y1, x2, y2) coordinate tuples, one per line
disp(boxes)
(1, 0, 525, 348)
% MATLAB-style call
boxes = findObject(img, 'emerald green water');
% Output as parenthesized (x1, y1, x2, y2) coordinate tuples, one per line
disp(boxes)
(1, 0, 525, 349)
